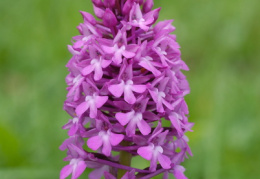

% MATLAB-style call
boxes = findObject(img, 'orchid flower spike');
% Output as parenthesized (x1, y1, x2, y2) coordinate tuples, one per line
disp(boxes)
(61, 0, 193, 179)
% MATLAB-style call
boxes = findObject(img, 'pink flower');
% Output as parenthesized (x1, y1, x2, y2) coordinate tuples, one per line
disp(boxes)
(102, 30, 136, 64)
(116, 110, 151, 136)
(173, 165, 188, 179)
(62, 117, 81, 136)
(149, 88, 173, 113)
(87, 130, 124, 156)
(60, 144, 88, 179)
(60, 159, 87, 179)
(66, 74, 84, 101)
(108, 80, 146, 104)
(138, 143, 171, 172)
(128, 3, 156, 31)
(81, 46, 111, 81)
(135, 41, 162, 77)
(76, 93, 108, 118)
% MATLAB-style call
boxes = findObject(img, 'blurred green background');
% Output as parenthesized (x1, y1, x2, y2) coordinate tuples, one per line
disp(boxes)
(0, 0, 259, 178)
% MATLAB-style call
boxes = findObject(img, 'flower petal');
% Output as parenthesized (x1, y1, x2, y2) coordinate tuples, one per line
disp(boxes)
(82, 65, 95, 76)
(109, 132, 124, 146)
(156, 99, 165, 113)
(72, 161, 87, 179)
(94, 64, 103, 81)
(139, 24, 150, 31)
(68, 123, 79, 136)
(124, 88, 136, 104)
(108, 82, 125, 97)
(139, 60, 161, 77)
(95, 96, 108, 108)
(101, 59, 112, 68)
(122, 50, 135, 58)
(76, 102, 89, 117)
(114, 51, 123, 64)
(173, 165, 188, 179)
(158, 153, 171, 169)
(137, 119, 151, 135)
(143, 111, 159, 121)
(169, 113, 182, 135)
(115, 111, 134, 126)
(60, 164, 72, 179)
(62, 120, 72, 130)
(131, 85, 146, 93)
(149, 89, 158, 103)
(89, 102, 98, 118)
(102, 139, 112, 156)
(73, 40, 84, 48)
(162, 99, 174, 110)
(87, 135, 103, 150)
(102, 45, 115, 54)
(137, 145, 153, 160)
(125, 119, 137, 137)
(68, 45, 80, 56)
(132, 3, 142, 20)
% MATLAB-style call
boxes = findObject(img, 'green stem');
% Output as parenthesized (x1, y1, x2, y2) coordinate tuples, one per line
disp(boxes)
(117, 141, 132, 179)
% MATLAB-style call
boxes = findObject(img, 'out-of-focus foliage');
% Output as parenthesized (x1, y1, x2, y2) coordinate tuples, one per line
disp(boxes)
(0, 0, 259, 178)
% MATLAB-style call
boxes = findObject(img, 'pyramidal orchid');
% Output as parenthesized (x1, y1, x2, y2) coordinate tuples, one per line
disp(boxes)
(61, 0, 193, 178)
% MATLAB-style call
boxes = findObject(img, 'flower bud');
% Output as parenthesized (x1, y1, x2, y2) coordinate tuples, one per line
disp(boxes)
(103, 8, 117, 27)
(143, 0, 154, 13)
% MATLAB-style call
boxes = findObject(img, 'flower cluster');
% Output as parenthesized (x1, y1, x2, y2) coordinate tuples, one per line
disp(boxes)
(60, 0, 193, 178)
